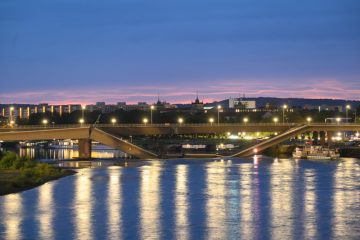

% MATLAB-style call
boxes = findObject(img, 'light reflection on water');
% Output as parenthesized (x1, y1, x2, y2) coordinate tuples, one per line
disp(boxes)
(270, 160, 294, 240)
(206, 162, 227, 240)
(175, 165, 189, 240)
(18, 147, 127, 160)
(0, 158, 360, 240)
(1, 194, 23, 240)
(107, 168, 122, 239)
(37, 183, 54, 240)
(74, 169, 93, 240)
(140, 164, 161, 240)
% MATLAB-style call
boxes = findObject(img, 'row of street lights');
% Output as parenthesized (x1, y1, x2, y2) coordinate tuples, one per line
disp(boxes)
(34, 115, 316, 127)
(32, 103, 352, 127)
(11, 103, 356, 127)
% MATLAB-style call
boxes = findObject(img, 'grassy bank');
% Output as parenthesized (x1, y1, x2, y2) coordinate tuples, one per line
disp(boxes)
(0, 152, 75, 196)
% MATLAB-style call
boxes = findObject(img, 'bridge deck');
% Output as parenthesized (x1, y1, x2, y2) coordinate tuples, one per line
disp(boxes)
(0, 123, 359, 159)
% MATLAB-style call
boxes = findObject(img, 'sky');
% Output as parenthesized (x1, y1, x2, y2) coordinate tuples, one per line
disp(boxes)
(1, 0, 360, 104)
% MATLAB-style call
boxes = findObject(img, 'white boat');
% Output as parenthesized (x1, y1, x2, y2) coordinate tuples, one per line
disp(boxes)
(49, 139, 77, 149)
(292, 146, 340, 160)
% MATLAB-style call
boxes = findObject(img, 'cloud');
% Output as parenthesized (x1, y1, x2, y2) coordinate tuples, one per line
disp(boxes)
(1, 78, 359, 104)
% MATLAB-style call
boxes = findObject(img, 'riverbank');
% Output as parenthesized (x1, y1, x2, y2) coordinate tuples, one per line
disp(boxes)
(0, 169, 75, 196)
(0, 152, 76, 196)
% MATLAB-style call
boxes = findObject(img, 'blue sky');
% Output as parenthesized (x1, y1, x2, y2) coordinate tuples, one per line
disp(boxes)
(1, 0, 360, 104)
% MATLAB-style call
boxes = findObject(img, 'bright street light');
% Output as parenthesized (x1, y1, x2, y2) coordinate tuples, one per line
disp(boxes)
(150, 105, 155, 124)
(217, 105, 222, 125)
(143, 118, 148, 125)
(42, 119, 48, 125)
(273, 117, 279, 124)
(336, 117, 341, 125)
(178, 117, 184, 124)
(346, 104, 351, 123)
(209, 117, 214, 125)
(243, 117, 249, 124)
(282, 104, 288, 123)
(306, 117, 312, 123)
(79, 118, 85, 124)
(111, 118, 117, 125)
(81, 105, 86, 119)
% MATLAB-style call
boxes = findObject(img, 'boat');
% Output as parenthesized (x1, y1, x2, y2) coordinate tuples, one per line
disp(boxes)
(292, 146, 340, 160)
(49, 139, 77, 149)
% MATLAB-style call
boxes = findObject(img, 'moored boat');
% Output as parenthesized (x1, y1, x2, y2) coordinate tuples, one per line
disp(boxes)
(292, 146, 340, 160)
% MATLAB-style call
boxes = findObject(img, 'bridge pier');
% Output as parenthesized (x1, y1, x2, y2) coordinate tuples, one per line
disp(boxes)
(312, 131, 319, 145)
(320, 131, 326, 145)
(78, 138, 92, 159)
(327, 131, 333, 144)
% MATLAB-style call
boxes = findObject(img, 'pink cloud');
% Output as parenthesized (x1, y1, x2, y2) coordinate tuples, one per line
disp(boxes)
(1, 78, 359, 104)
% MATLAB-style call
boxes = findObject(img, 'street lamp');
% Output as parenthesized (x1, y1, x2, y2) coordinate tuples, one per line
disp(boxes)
(243, 117, 249, 124)
(346, 104, 351, 123)
(336, 117, 341, 125)
(81, 105, 86, 119)
(143, 118, 148, 125)
(306, 117, 312, 124)
(273, 117, 279, 124)
(217, 105, 222, 125)
(79, 118, 85, 125)
(42, 119, 48, 127)
(178, 117, 184, 125)
(150, 105, 155, 124)
(9, 120, 15, 127)
(282, 104, 288, 124)
(209, 117, 214, 125)
(111, 118, 117, 125)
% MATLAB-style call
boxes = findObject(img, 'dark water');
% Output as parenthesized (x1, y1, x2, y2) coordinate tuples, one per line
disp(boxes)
(0, 157, 360, 240)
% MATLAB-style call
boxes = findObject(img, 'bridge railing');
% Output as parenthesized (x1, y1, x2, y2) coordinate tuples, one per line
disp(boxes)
(0, 123, 298, 129)
(1, 122, 359, 129)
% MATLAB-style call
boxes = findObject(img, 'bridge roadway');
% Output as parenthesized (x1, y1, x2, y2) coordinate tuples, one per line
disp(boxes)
(0, 123, 359, 159)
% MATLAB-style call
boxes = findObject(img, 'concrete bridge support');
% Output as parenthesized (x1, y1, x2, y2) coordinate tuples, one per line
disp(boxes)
(78, 138, 92, 159)
(313, 131, 319, 145)
(327, 131, 333, 144)
(320, 131, 326, 145)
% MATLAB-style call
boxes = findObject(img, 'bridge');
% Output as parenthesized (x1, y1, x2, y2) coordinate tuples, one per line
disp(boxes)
(0, 123, 359, 159)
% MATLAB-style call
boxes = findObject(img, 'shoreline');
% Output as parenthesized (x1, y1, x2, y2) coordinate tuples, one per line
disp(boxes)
(0, 169, 76, 196)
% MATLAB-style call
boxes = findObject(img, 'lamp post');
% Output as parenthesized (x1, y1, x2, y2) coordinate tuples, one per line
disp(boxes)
(306, 117, 312, 124)
(143, 118, 148, 125)
(150, 105, 155, 124)
(355, 109, 357, 123)
(273, 117, 279, 125)
(178, 117, 184, 125)
(79, 118, 84, 126)
(111, 118, 117, 126)
(209, 117, 214, 126)
(81, 105, 86, 119)
(282, 104, 288, 124)
(217, 105, 222, 125)
(42, 119, 48, 128)
(243, 117, 248, 125)
(336, 117, 340, 125)
(346, 104, 351, 123)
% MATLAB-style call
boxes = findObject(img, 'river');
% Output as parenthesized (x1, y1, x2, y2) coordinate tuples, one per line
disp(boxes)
(0, 148, 359, 239)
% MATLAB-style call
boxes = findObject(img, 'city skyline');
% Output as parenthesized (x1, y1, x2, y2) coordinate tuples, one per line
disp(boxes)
(1, 92, 360, 106)
(1, 0, 360, 104)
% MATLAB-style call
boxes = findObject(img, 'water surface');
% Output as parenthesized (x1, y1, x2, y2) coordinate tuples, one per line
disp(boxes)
(0, 157, 359, 240)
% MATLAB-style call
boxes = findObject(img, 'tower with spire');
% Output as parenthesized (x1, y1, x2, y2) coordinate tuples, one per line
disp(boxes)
(191, 91, 204, 111)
